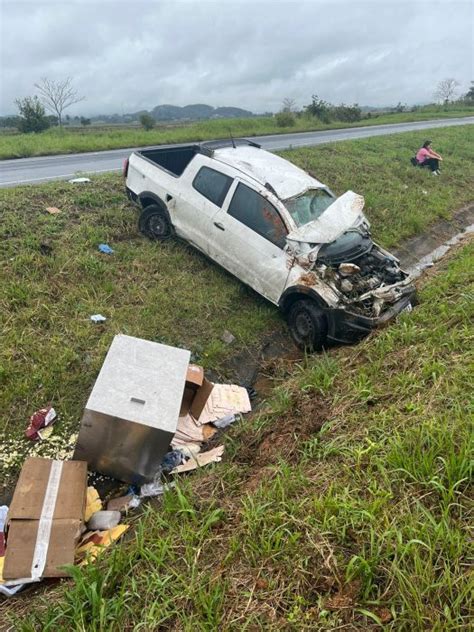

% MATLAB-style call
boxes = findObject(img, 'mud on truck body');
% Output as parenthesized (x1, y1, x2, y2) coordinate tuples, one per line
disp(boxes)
(124, 138, 416, 350)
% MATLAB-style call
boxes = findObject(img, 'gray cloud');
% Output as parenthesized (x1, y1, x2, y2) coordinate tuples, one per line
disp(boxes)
(0, 0, 472, 116)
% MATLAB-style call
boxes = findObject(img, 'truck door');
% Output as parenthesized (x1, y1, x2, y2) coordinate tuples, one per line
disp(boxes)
(171, 164, 233, 255)
(208, 181, 292, 304)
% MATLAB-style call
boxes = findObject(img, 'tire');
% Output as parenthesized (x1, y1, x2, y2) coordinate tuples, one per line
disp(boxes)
(138, 204, 173, 240)
(287, 299, 328, 351)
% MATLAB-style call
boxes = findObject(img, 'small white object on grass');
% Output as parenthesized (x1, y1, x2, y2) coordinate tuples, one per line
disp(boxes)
(90, 314, 107, 323)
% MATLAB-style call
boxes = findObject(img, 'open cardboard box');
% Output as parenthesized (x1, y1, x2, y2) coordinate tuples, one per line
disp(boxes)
(3, 458, 87, 582)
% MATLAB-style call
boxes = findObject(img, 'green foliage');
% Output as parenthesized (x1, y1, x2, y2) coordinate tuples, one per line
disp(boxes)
(139, 113, 155, 130)
(15, 96, 50, 133)
(1, 106, 472, 159)
(275, 111, 296, 127)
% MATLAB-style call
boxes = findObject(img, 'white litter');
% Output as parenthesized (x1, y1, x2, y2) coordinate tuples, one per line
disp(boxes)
(68, 177, 91, 184)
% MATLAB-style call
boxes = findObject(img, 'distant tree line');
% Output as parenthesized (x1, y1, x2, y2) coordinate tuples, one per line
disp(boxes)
(2, 77, 473, 133)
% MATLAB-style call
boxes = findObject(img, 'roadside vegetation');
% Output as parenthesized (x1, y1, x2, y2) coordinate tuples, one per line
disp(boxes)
(1, 126, 472, 628)
(8, 236, 474, 631)
(0, 104, 472, 159)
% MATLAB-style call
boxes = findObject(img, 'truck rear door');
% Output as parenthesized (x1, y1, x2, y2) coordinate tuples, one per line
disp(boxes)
(171, 163, 233, 255)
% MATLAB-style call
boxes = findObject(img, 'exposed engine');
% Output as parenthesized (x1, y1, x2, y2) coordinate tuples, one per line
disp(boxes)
(315, 244, 409, 316)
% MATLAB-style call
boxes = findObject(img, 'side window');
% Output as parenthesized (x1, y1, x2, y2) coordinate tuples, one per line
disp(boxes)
(192, 167, 233, 207)
(227, 183, 288, 248)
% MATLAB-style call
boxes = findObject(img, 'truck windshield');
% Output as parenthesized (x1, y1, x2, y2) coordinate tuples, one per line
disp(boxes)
(284, 189, 335, 227)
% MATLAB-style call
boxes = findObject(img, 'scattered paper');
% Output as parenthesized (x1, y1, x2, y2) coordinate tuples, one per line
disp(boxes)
(25, 406, 57, 441)
(45, 207, 61, 214)
(84, 487, 102, 522)
(76, 524, 129, 565)
(171, 445, 225, 474)
(171, 413, 217, 447)
(195, 384, 251, 425)
(90, 314, 107, 323)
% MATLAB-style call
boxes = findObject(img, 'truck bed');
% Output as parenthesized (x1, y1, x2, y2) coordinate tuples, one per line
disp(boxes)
(137, 145, 200, 177)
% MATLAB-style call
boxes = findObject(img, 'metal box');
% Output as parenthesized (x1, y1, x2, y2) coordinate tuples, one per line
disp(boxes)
(74, 334, 190, 484)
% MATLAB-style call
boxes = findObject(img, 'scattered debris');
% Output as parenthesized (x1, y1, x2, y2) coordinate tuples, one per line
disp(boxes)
(140, 475, 175, 499)
(68, 177, 91, 184)
(25, 406, 57, 441)
(76, 524, 129, 565)
(161, 449, 186, 473)
(85, 486, 102, 522)
(87, 510, 121, 531)
(3, 337, 254, 597)
(194, 384, 251, 425)
(213, 413, 242, 429)
(3, 458, 87, 582)
(98, 243, 114, 255)
(221, 330, 236, 344)
(39, 243, 53, 256)
(171, 445, 225, 473)
(45, 207, 61, 214)
(106, 494, 140, 513)
(90, 314, 107, 323)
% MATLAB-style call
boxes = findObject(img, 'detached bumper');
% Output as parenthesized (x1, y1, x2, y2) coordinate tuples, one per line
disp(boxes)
(326, 289, 417, 344)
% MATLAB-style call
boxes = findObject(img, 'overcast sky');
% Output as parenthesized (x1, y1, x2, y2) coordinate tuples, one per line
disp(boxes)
(0, 0, 472, 116)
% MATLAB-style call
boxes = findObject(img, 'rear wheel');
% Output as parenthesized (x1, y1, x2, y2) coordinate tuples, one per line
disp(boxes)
(139, 204, 173, 240)
(288, 299, 328, 351)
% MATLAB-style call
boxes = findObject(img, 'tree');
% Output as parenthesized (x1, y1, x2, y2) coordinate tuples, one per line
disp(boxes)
(434, 78, 460, 106)
(281, 97, 296, 113)
(34, 77, 85, 128)
(80, 117, 91, 126)
(305, 95, 332, 123)
(15, 96, 50, 133)
(463, 81, 474, 102)
(139, 113, 155, 130)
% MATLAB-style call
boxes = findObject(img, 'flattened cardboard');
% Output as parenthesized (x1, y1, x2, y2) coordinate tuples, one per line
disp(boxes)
(4, 458, 87, 581)
(190, 378, 214, 420)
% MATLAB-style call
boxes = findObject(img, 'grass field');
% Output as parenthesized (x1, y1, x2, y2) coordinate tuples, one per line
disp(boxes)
(0, 107, 473, 159)
(1, 126, 473, 629)
(0, 125, 472, 489)
(8, 236, 474, 631)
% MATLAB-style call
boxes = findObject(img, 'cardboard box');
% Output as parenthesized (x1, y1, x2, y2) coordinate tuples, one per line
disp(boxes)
(3, 458, 87, 581)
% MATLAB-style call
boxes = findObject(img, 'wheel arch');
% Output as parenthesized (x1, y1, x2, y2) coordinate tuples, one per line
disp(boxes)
(138, 191, 172, 224)
(279, 286, 328, 315)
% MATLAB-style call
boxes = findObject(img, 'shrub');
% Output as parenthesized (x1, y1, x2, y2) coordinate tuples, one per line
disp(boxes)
(15, 96, 50, 133)
(275, 111, 296, 127)
(139, 113, 155, 130)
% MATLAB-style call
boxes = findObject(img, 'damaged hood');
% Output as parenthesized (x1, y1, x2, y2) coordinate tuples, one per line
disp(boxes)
(286, 191, 368, 245)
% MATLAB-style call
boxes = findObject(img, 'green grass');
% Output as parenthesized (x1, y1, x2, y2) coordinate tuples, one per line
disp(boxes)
(1, 107, 472, 159)
(11, 238, 473, 632)
(1, 126, 473, 629)
(0, 126, 472, 489)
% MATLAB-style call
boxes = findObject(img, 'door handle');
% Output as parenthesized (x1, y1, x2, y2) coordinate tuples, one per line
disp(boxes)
(214, 221, 225, 231)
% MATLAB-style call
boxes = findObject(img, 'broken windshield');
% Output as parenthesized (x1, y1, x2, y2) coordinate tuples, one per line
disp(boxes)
(285, 189, 335, 227)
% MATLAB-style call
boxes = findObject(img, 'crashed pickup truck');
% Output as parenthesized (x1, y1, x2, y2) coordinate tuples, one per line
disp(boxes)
(124, 138, 415, 349)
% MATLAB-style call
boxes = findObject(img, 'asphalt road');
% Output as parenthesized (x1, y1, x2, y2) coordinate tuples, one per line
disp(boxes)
(1, 117, 473, 188)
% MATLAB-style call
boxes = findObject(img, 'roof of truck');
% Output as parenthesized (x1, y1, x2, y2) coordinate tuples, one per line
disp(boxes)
(211, 145, 325, 200)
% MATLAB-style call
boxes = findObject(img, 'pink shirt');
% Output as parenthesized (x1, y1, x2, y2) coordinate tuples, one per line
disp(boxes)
(416, 147, 430, 163)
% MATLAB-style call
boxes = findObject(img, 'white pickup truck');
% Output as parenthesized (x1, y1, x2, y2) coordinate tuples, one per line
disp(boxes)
(124, 138, 415, 349)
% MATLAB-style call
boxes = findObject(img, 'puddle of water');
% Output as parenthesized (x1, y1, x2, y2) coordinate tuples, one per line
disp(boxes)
(406, 223, 474, 279)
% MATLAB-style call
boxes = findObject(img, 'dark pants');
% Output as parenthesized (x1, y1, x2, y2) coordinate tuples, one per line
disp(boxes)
(421, 158, 440, 172)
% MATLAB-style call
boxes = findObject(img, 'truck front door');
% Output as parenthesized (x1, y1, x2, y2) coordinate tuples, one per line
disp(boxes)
(208, 181, 293, 304)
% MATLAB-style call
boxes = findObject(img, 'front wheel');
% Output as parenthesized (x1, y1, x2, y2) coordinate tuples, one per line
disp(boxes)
(287, 299, 328, 351)
(138, 205, 173, 240)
